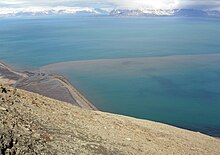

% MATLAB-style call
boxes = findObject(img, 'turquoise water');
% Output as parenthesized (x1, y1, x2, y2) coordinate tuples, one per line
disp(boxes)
(1, 16, 220, 136)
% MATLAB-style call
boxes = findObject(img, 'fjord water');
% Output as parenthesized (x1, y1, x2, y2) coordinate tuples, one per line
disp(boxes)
(1, 16, 220, 136)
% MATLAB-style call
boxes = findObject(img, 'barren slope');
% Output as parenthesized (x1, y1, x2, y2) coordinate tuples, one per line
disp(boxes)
(0, 85, 220, 155)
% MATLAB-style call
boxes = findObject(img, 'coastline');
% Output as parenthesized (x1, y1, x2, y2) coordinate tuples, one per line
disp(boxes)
(1, 85, 220, 154)
(41, 55, 220, 138)
(2, 61, 220, 140)
(0, 61, 98, 111)
(52, 75, 98, 110)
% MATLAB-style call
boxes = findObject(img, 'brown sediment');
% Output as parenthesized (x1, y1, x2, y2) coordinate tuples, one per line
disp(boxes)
(0, 61, 97, 110)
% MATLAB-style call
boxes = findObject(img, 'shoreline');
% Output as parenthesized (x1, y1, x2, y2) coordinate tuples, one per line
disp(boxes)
(1, 84, 220, 154)
(2, 61, 220, 139)
(0, 61, 28, 78)
(52, 75, 98, 110)
(0, 61, 98, 111)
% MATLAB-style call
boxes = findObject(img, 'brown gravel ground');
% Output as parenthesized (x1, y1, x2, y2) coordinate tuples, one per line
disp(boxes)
(0, 84, 220, 155)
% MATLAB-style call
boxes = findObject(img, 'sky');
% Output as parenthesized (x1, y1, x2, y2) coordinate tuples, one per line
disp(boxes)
(0, 0, 220, 10)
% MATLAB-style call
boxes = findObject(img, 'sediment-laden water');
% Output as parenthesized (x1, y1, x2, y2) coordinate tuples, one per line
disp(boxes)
(1, 16, 220, 136)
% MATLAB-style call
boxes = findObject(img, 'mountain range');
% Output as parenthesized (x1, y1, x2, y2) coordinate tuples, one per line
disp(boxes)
(0, 7, 220, 18)
(110, 9, 220, 17)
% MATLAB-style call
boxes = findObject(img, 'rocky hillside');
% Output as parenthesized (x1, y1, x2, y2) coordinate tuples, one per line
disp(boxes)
(1, 85, 220, 155)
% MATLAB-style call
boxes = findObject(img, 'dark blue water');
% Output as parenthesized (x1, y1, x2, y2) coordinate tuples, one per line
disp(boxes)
(1, 16, 220, 137)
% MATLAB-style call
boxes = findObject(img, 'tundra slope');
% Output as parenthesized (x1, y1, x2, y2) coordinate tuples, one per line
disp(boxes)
(0, 84, 220, 155)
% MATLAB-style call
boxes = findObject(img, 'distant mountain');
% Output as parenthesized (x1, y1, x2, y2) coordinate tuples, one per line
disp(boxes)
(94, 8, 110, 15)
(110, 9, 174, 16)
(110, 9, 145, 16)
(0, 7, 100, 17)
(174, 9, 208, 17)
(110, 9, 220, 18)
(0, 7, 220, 18)
(207, 10, 220, 17)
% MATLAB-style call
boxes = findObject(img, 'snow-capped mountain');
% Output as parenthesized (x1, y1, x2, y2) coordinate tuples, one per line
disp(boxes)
(110, 9, 220, 17)
(174, 9, 207, 17)
(110, 9, 174, 16)
(207, 10, 220, 17)
(0, 7, 220, 18)
(0, 7, 100, 17)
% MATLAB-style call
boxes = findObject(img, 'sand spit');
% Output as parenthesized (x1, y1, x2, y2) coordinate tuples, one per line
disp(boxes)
(0, 85, 220, 154)
(53, 75, 97, 110)
(0, 62, 96, 110)
(0, 62, 27, 79)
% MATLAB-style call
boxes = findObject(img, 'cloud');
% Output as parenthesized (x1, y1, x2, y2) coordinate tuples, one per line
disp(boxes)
(104, 0, 179, 9)
(0, 0, 27, 6)
(104, 0, 220, 10)
(178, 0, 220, 10)
(0, 0, 26, 5)
(0, 0, 220, 10)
